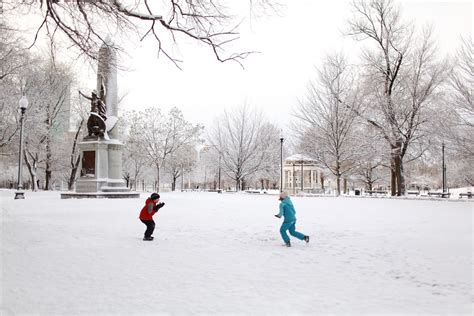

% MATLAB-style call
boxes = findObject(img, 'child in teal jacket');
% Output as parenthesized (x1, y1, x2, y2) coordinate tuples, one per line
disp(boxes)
(275, 191, 309, 247)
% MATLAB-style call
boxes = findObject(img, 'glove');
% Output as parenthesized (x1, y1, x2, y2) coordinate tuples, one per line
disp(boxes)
(156, 202, 165, 210)
(274, 214, 281, 218)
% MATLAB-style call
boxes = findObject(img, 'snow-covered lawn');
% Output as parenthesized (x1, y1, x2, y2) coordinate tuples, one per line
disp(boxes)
(1, 190, 472, 315)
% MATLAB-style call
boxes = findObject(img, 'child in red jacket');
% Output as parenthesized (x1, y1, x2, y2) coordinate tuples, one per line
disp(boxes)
(139, 193, 165, 241)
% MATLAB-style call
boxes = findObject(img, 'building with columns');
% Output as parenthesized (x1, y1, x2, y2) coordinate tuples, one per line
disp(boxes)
(283, 154, 325, 194)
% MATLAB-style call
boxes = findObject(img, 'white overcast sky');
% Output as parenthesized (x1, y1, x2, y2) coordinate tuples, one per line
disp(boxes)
(11, 0, 473, 132)
(118, 0, 472, 131)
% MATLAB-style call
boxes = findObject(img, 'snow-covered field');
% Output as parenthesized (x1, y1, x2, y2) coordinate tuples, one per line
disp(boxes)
(1, 190, 472, 315)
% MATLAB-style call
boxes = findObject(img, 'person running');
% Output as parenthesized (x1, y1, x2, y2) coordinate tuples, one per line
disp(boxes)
(139, 193, 165, 241)
(275, 191, 309, 247)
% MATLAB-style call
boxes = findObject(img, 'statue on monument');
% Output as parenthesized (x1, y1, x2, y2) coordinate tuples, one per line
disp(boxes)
(60, 35, 139, 199)
(79, 76, 108, 138)
(78, 37, 119, 140)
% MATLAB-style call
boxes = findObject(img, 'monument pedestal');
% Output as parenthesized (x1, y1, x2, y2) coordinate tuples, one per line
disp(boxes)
(61, 38, 138, 199)
(61, 138, 139, 199)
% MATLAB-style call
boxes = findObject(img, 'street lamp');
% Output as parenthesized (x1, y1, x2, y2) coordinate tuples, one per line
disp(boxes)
(14, 95, 28, 199)
(442, 143, 447, 194)
(218, 153, 221, 191)
(280, 135, 284, 192)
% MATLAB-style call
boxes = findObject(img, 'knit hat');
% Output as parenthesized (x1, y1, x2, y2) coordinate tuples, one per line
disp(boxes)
(150, 193, 160, 200)
(279, 191, 288, 200)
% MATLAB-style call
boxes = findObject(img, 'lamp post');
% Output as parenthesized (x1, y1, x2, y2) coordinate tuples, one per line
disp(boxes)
(280, 136, 284, 192)
(218, 153, 221, 191)
(442, 143, 447, 194)
(181, 164, 184, 191)
(14, 95, 28, 199)
(204, 166, 207, 191)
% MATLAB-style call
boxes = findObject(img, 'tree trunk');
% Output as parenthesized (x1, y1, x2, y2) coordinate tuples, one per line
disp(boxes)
(45, 133, 52, 190)
(156, 163, 160, 192)
(394, 156, 401, 196)
(172, 177, 177, 191)
(24, 151, 38, 192)
(67, 118, 83, 191)
(45, 169, 52, 190)
(399, 158, 406, 195)
(132, 176, 138, 191)
(336, 174, 340, 196)
(67, 155, 81, 191)
(390, 156, 396, 196)
(366, 164, 373, 191)
(124, 175, 130, 188)
(393, 141, 403, 196)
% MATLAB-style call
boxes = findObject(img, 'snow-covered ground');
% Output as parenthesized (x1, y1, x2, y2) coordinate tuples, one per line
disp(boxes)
(1, 190, 472, 315)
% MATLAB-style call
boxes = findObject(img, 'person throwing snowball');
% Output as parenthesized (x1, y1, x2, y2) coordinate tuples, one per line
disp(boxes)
(275, 191, 309, 247)
(139, 193, 165, 241)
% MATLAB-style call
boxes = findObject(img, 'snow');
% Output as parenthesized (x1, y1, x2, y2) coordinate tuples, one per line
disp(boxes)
(449, 187, 474, 199)
(1, 190, 472, 315)
(284, 154, 317, 163)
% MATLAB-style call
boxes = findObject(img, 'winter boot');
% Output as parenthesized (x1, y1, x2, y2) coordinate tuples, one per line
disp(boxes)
(304, 235, 310, 243)
(143, 236, 154, 241)
(285, 241, 291, 247)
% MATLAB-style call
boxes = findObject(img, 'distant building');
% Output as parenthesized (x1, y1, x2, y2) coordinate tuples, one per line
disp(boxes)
(283, 154, 324, 193)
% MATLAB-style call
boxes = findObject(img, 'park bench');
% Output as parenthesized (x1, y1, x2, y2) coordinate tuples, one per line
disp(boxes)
(459, 192, 472, 199)
(427, 192, 451, 198)
(407, 191, 420, 196)
(365, 190, 387, 195)
(245, 189, 261, 194)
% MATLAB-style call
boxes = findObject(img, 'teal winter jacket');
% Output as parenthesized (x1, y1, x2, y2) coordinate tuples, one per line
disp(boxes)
(277, 197, 297, 222)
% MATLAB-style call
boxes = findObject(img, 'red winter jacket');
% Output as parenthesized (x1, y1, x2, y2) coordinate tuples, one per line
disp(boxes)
(139, 198, 158, 220)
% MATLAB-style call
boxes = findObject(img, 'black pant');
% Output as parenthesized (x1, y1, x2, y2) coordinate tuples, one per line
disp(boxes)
(140, 219, 155, 238)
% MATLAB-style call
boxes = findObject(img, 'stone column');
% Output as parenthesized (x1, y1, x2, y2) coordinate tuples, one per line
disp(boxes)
(97, 38, 118, 139)
(107, 141, 124, 187)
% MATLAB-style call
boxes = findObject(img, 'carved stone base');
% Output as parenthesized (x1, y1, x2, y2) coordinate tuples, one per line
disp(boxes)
(64, 138, 137, 199)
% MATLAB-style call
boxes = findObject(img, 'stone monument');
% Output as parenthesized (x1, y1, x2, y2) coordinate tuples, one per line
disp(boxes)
(61, 38, 138, 199)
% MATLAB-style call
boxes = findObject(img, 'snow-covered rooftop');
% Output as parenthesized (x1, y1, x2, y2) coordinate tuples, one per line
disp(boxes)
(284, 154, 317, 163)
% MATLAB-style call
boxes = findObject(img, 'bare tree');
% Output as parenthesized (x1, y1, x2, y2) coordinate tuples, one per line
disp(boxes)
(0, 77, 21, 149)
(353, 124, 387, 190)
(448, 37, 473, 158)
(21, 64, 47, 191)
(125, 107, 203, 191)
(65, 118, 84, 191)
(0, 21, 28, 81)
(208, 104, 279, 191)
(166, 144, 198, 191)
(346, 0, 447, 195)
(122, 110, 150, 190)
(6, 1, 278, 68)
(431, 36, 474, 187)
(21, 60, 73, 191)
(295, 54, 362, 195)
(43, 64, 73, 190)
(122, 142, 147, 190)
(56, 88, 92, 191)
(0, 21, 29, 148)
